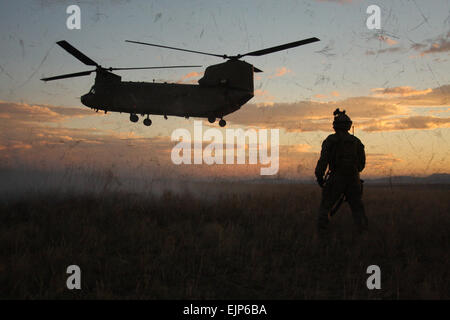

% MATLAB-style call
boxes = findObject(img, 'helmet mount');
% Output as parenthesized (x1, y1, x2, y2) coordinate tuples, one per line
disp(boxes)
(333, 108, 352, 131)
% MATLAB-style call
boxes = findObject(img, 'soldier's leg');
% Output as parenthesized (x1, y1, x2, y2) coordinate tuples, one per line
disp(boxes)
(345, 180, 368, 232)
(317, 194, 331, 233)
(317, 177, 345, 232)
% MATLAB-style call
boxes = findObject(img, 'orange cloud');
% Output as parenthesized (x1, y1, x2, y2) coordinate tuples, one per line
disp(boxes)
(283, 144, 312, 153)
(361, 116, 450, 132)
(254, 89, 267, 96)
(266, 67, 292, 79)
(330, 91, 340, 97)
(0, 141, 32, 151)
(378, 35, 398, 46)
(371, 86, 433, 97)
(274, 67, 291, 77)
(411, 31, 450, 56)
(253, 89, 275, 107)
(1, 96, 448, 181)
(177, 71, 204, 84)
(313, 91, 340, 100)
(0, 101, 96, 123)
(228, 84, 449, 132)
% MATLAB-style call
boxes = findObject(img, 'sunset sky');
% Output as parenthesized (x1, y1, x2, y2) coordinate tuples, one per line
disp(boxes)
(0, 0, 449, 180)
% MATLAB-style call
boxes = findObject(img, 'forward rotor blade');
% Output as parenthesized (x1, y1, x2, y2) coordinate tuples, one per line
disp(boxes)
(57, 40, 99, 66)
(125, 40, 226, 59)
(253, 66, 263, 73)
(40, 70, 94, 82)
(110, 65, 202, 71)
(242, 37, 320, 57)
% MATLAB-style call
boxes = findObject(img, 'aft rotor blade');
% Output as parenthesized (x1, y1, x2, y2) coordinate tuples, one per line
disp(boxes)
(125, 40, 226, 59)
(57, 40, 99, 66)
(110, 65, 202, 71)
(242, 37, 320, 57)
(40, 70, 94, 81)
(253, 66, 263, 73)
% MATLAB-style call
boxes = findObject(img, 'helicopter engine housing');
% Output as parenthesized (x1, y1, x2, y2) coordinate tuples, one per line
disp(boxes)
(198, 60, 254, 93)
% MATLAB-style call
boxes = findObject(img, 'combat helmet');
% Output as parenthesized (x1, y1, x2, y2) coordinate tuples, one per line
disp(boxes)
(332, 108, 352, 131)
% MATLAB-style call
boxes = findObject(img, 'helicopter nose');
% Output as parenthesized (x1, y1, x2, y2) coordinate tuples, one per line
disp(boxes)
(81, 94, 90, 107)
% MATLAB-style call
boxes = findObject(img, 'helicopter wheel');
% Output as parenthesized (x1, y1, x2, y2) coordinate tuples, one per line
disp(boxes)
(219, 119, 226, 127)
(130, 114, 139, 123)
(143, 118, 152, 126)
(208, 116, 215, 123)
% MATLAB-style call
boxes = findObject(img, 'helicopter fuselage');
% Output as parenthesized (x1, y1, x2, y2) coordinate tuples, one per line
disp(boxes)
(81, 81, 253, 119)
(81, 59, 255, 122)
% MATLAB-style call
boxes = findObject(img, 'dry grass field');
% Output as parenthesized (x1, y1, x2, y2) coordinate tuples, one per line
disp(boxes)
(0, 181, 449, 299)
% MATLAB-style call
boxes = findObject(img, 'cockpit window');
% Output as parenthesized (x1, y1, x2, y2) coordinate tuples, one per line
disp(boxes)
(90, 87, 95, 94)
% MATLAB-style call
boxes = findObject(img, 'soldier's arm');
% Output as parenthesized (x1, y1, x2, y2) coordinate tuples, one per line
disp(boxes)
(358, 140, 366, 172)
(315, 137, 333, 179)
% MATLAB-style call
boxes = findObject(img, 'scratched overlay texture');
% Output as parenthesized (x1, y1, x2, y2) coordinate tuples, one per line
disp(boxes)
(0, 0, 449, 300)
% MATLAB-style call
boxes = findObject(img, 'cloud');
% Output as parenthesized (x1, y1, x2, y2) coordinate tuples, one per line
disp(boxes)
(365, 47, 403, 55)
(254, 89, 268, 96)
(371, 86, 433, 97)
(228, 84, 450, 132)
(395, 85, 449, 106)
(361, 116, 450, 132)
(228, 99, 399, 132)
(364, 32, 402, 55)
(313, 91, 340, 99)
(421, 40, 450, 55)
(0, 101, 95, 123)
(177, 71, 204, 84)
(378, 35, 398, 46)
(265, 67, 292, 79)
(0, 101, 108, 163)
(0, 141, 32, 151)
(0, 112, 175, 176)
(411, 43, 427, 51)
(253, 89, 275, 107)
(411, 31, 450, 56)
(273, 67, 291, 77)
(0, 98, 447, 180)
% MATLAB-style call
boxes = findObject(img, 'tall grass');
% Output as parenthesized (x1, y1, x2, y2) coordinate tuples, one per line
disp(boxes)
(0, 182, 449, 299)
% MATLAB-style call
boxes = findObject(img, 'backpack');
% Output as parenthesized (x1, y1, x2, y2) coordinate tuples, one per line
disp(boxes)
(331, 134, 359, 175)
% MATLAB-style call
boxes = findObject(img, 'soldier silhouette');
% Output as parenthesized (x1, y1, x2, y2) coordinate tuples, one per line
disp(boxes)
(315, 109, 368, 235)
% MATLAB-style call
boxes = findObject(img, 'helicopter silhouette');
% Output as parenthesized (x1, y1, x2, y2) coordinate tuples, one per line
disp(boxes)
(41, 37, 320, 127)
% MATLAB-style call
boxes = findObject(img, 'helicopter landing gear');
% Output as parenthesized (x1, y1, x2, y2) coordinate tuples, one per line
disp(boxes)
(208, 116, 215, 123)
(130, 113, 139, 123)
(219, 119, 226, 127)
(143, 116, 152, 126)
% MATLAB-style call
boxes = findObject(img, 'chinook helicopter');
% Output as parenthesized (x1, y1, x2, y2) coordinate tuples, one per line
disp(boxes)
(41, 37, 320, 127)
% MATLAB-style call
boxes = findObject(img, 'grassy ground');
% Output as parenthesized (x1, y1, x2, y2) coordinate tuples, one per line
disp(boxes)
(0, 182, 449, 299)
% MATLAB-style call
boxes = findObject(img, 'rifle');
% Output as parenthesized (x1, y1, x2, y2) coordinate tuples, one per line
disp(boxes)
(322, 169, 331, 187)
(328, 178, 364, 218)
(321, 169, 343, 217)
